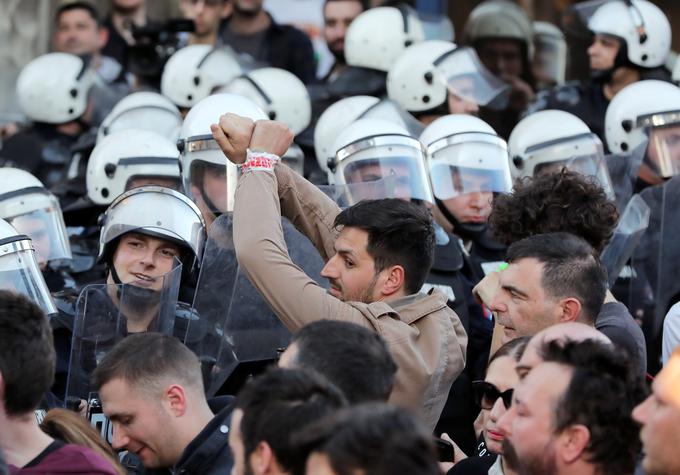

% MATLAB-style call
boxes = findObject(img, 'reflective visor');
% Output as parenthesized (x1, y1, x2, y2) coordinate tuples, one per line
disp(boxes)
(434, 47, 510, 109)
(0, 240, 56, 315)
(428, 132, 511, 200)
(335, 135, 433, 205)
(637, 112, 680, 178)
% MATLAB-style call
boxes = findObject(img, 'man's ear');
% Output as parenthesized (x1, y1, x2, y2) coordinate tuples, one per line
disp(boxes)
(163, 384, 188, 417)
(380, 265, 405, 297)
(557, 424, 590, 464)
(250, 441, 277, 474)
(558, 297, 582, 324)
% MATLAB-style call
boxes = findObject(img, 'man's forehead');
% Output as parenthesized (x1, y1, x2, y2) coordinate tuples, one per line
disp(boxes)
(521, 361, 571, 403)
(336, 227, 369, 251)
(123, 232, 180, 250)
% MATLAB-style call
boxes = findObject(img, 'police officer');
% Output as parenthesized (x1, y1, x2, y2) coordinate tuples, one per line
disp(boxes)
(1, 53, 96, 190)
(527, 0, 672, 148)
(0, 168, 74, 292)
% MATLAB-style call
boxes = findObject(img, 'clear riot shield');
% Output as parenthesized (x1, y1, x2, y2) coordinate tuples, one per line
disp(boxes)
(600, 194, 650, 288)
(186, 213, 327, 396)
(64, 259, 183, 439)
(630, 177, 680, 350)
(605, 140, 647, 212)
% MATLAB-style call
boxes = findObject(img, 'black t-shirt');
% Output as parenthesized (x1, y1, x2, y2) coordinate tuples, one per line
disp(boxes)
(596, 301, 647, 377)
(448, 454, 497, 475)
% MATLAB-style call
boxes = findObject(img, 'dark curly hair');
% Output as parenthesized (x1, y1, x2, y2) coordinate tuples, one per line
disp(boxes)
(488, 170, 619, 252)
(540, 339, 647, 475)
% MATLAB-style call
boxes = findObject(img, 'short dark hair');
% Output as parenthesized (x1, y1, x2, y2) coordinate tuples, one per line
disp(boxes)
(289, 320, 397, 403)
(55, 1, 102, 27)
(91, 333, 204, 395)
(293, 403, 440, 475)
(0, 290, 55, 416)
(506, 232, 607, 323)
(488, 336, 530, 369)
(334, 198, 435, 294)
(235, 368, 347, 475)
(489, 170, 619, 252)
(539, 339, 647, 475)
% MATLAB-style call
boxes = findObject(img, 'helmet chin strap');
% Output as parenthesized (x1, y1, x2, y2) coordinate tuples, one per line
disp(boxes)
(200, 186, 223, 219)
(435, 197, 487, 242)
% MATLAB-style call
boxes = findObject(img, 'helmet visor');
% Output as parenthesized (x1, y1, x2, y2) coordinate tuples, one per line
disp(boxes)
(638, 112, 680, 178)
(3, 192, 72, 267)
(336, 136, 433, 205)
(0, 242, 56, 315)
(533, 34, 567, 85)
(428, 133, 512, 200)
(358, 99, 425, 138)
(434, 47, 510, 109)
(526, 133, 615, 198)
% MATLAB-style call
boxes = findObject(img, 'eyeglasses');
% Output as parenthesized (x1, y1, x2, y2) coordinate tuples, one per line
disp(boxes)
(472, 381, 513, 410)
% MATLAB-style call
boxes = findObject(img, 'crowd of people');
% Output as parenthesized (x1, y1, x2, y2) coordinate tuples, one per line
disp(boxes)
(0, 0, 680, 474)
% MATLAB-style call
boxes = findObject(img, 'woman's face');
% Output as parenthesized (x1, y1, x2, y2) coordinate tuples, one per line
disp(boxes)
(482, 355, 520, 454)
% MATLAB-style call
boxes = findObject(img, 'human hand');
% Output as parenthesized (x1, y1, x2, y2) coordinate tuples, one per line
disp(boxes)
(210, 113, 256, 164)
(249, 120, 294, 158)
(502, 75, 536, 111)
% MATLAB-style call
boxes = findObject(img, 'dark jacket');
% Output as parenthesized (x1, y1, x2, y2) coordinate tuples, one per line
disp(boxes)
(219, 14, 316, 84)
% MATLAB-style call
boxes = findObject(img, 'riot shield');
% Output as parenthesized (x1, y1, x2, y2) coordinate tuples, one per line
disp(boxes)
(624, 176, 680, 372)
(64, 258, 183, 436)
(186, 213, 327, 396)
(600, 194, 650, 288)
(605, 140, 647, 211)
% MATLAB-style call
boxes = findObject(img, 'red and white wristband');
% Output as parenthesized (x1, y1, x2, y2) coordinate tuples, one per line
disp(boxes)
(239, 150, 281, 173)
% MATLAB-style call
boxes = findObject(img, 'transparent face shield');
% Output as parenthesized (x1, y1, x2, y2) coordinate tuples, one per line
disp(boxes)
(533, 33, 567, 86)
(1, 190, 72, 267)
(428, 133, 512, 200)
(125, 175, 182, 193)
(335, 136, 434, 205)
(0, 240, 56, 315)
(101, 105, 182, 141)
(638, 112, 680, 178)
(434, 47, 510, 110)
(522, 133, 615, 199)
(181, 135, 239, 216)
(562, 0, 607, 38)
(400, 4, 454, 41)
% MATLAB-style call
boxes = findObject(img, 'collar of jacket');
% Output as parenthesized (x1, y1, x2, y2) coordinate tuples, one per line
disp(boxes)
(172, 403, 235, 473)
(355, 289, 448, 326)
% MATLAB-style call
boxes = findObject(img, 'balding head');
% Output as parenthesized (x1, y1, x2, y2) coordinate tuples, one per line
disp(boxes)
(517, 322, 611, 379)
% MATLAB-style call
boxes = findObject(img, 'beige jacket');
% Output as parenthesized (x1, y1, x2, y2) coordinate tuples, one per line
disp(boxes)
(233, 164, 468, 429)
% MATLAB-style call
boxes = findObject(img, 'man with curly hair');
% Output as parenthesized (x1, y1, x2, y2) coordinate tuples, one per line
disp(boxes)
(481, 170, 646, 376)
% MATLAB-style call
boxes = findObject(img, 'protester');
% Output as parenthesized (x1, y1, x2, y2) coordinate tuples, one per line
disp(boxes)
(278, 320, 397, 404)
(178, 0, 231, 46)
(0, 290, 119, 474)
(633, 347, 680, 475)
(92, 333, 233, 473)
(499, 339, 645, 475)
(295, 403, 440, 475)
(229, 367, 346, 475)
(321, 0, 366, 81)
(212, 115, 467, 430)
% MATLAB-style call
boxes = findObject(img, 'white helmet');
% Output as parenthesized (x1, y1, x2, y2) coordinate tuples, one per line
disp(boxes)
(387, 40, 457, 113)
(0, 218, 56, 315)
(330, 118, 432, 204)
(463, 0, 534, 57)
(161, 45, 242, 108)
(421, 115, 511, 230)
(421, 114, 511, 197)
(97, 92, 182, 143)
(588, 0, 670, 68)
(87, 129, 181, 206)
(282, 143, 305, 176)
(605, 80, 680, 178)
(345, 6, 426, 72)
(178, 93, 267, 217)
(98, 186, 206, 274)
(0, 168, 71, 268)
(220, 67, 312, 135)
(509, 110, 614, 196)
(16, 52, 95, 124)
(388, 42, 509, 113)
(314, 96, 380, 179)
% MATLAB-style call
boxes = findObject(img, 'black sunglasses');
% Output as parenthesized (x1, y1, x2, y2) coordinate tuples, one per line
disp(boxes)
(472, 381, 513, 410)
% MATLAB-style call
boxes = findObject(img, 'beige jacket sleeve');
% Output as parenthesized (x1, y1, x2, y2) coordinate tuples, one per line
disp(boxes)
(274, 163, 340, 260)
(233, 167, 371, 332)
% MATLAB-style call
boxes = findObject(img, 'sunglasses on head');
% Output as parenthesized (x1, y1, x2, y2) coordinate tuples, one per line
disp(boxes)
(472, 381, 513, 410)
